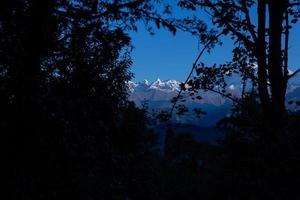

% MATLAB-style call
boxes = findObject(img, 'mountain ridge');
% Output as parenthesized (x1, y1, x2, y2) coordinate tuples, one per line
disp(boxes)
(128, 78, 300, 126)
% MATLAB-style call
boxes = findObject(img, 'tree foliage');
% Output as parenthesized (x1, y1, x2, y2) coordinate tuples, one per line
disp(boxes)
(1, 1, 300, 199)
(0, 1, 172, 199)
(175, 0, 300, 130)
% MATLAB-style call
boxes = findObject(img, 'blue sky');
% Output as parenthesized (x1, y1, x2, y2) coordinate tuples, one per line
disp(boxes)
(130, 27, 234, 82)
(129, 6, 300, 82)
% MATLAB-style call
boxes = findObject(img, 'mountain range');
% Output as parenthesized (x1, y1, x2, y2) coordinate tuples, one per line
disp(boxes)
(128, 78, 300, 126)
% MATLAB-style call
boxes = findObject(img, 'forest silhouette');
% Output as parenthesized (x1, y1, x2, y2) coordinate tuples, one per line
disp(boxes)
(1, 0, 300, 199)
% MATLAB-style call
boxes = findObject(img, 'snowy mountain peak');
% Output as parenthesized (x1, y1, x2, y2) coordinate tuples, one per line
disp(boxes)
(149, 79, 180, 92)
(129, 79, 180, 92)
(143, 79, 150, 86)
(150, 78, 163, 86)
(127, 81, 138, 92)
(128, 77, 300, 126)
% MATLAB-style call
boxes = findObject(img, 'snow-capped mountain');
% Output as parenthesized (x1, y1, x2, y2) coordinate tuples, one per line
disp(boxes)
(149, 79, 180, 92)
(129, 78, 180, 93)
(128, 78, 300, 126)
(128, 79, 150, 92)
(128, 79, 233, 126)
(129, 78, 241, 106)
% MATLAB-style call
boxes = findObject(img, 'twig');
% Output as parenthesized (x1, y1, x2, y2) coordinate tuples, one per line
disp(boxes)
(169, 31, 224, 116)
(202, 87, 241, 105)
(287, 2, 300, 7)
(288, 68, 300, 79)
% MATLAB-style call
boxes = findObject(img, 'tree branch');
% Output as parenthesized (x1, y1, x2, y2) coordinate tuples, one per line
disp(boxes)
(203, 0, 255, 52)
(241, 1, 257, 42)
(287, 2, 300, 7)
(56, 0, 146, 20)
(169, 31, 224, 116)
(202, 87, 241, 105)
(288, 68, 300, 79)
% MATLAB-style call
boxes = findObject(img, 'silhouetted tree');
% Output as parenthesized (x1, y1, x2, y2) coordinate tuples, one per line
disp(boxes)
(0, 1, 182, 199)
(177, 0, 300, 132)
(167, 1, 300, 199)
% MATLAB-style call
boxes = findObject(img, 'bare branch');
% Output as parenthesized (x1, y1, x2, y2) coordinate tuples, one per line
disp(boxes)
(169, 31, 224, 116)
(202, 87, 241, 105)
(288, 68, 300, 79)
(287, 2, 300, 7)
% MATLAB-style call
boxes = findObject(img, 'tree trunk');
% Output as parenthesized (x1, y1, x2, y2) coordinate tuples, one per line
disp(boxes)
(268, 0, 286, 128)
(256, 0, 270, 120)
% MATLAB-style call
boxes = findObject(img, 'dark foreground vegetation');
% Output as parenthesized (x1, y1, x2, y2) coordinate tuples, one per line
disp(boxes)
(1, 0, 300, 199)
